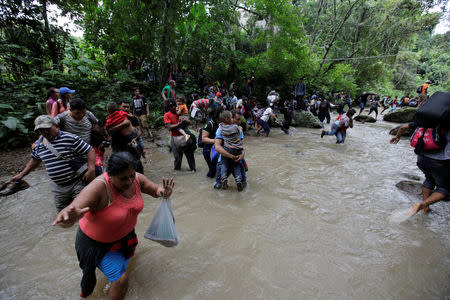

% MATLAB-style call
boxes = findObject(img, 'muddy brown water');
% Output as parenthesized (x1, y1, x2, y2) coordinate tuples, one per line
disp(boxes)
(1, 114, 449, 299)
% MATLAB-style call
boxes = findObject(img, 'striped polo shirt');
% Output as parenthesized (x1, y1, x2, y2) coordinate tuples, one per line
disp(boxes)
(31, 130, 92, 185)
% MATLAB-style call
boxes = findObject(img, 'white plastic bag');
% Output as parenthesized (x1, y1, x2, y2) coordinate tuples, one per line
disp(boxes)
(144, 196, 179, 247)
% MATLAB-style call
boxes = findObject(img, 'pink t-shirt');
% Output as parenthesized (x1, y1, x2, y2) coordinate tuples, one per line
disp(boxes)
(79, 173, 143, 243)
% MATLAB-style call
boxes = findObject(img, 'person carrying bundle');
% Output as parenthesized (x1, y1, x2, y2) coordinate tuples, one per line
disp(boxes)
(390, 91, 450, 215)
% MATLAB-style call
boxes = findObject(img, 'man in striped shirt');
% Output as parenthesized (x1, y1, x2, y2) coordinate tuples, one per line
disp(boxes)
(9, 115, 96, 211)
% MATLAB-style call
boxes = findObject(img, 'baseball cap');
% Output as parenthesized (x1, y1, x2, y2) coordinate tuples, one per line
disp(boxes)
(34, 115, 57, 131)
(216, 92, 222, 97)
(59, 87, 75, 94)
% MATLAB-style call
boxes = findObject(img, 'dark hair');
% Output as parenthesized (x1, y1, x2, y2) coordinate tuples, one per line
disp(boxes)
(107, 102, 118, 113)
(61, 93, 71, 103)
(47, 87, 58, 99)
(231, 110, 242, 118)
(132, 87, 139, 93)
(118, 99, 130, 106)
(212, 106, 224, 122)
(70, 98, 86, 111)
(106, 152, 138, 176)
(347, 108, 356, 116)
(167, 99, 177, 107)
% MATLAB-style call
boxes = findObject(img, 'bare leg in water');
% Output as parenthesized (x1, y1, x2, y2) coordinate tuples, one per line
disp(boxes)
(411, 187, 446, 215)
(109, 271, 129, 300)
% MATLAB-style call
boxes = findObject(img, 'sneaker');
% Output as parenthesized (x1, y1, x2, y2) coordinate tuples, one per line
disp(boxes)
(236, 181, 244, 192)
(321, 130, 326, 138)
(281, 127, 289, 134)
(214, 182, 222, 189)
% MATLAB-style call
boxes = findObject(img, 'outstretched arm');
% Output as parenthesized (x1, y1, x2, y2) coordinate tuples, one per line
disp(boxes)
(52, 179, 107, 227)
(138, 173, 174, 198)
(10, 158, 41, 182)
(390, 124, 410, 144)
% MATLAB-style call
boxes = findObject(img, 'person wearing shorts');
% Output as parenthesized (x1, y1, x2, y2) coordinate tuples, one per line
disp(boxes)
(390, 122, 450, 215)
(53, 152, 175, 299)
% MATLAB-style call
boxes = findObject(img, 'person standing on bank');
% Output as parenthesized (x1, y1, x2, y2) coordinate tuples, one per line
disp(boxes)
(247, 72, 255, 98)
(51, 87, 74, 118)
(132, 88, 151, 138)
(417, 80, 431, 95)
(164, 99, 196, 171)
(9, 115, 96, 211)
(52, 151, 175, 300)
(294, 77, 306, 109)
(161, 80, 177, 112)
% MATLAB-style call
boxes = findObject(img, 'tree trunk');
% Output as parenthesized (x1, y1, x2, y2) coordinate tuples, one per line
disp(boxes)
(40, 0, 60, 69)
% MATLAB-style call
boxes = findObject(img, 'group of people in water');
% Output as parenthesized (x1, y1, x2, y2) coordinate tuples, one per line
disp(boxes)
(4, 76, 447, 299)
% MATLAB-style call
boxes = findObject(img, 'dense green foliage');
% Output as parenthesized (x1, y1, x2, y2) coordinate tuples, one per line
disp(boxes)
(0, 0, 448, 149)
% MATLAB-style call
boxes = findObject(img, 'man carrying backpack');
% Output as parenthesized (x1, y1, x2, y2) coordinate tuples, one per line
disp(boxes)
(390, 91, 450, 215)
(417, 80, 431, 95)
(318, 98, 331, 124)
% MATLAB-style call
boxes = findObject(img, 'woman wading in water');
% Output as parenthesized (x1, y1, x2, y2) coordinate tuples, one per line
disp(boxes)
(53, 152, 174, 299)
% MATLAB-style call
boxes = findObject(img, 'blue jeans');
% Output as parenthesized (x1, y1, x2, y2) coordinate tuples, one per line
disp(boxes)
(203, 146, 217, 178)
(327, 124, 346, 144)
(336, 131, 347, 144)
(221, 157, 243, 183)
(215, 159, 247, 187)
(257, 118, 270, 134)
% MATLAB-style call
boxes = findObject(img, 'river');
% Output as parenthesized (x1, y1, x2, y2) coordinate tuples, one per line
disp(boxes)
(1, 114, 449, 299)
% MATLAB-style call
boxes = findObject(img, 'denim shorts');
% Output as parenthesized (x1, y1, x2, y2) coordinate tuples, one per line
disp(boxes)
(417, 155, 450, 197)
(98, 250, 130, 282)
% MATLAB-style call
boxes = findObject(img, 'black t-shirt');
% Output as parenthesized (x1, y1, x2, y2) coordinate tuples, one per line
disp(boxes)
(111, 115, 140, 152)
(247, 76, 254, 88)
(243, 102, 254, 119)
(203, 120, 218, 140)
(133, 96, 147, 116)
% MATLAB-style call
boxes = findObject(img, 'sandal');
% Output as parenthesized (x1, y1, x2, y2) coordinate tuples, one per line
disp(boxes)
(0, 180, 30, 197)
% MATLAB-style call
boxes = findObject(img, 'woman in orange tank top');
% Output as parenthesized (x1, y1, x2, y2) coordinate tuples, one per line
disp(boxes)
(53, 152, 174, 300)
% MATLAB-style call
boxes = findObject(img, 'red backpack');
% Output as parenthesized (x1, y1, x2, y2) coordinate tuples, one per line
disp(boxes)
(410, 127, 446, 154)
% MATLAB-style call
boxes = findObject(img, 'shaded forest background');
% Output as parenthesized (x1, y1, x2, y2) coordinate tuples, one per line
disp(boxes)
(0, 0, 449, 149)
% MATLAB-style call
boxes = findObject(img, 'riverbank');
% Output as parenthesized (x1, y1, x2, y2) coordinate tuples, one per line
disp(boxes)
(0, 147, 42, 177)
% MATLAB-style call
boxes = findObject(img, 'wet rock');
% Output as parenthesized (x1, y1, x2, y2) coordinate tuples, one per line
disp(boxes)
(285, 111, 323, 128)
(400, 173, 421, 181)
(383, 107, 417, 123)
(389, 125, 415, 137)
(395, 180, 422, 196)
(274, 111, 322, 128)
(155, 140, 168, 148)
(354, 115, 376, 123)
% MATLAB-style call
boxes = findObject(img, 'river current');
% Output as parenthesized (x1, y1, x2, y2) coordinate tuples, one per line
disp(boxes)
(1, 113, 449, 299)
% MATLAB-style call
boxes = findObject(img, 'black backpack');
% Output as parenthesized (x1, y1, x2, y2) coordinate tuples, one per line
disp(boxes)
(197, 120, 213, 148)
(416, 85, 422, 94)
(413, 92, 450, 128)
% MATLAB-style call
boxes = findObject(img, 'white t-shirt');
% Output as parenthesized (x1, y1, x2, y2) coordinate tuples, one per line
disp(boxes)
(260, 107, 273, 122)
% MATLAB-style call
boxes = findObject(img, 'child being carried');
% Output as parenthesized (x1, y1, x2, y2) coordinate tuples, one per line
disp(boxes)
(105, 102, 145, 156)
(218, 110, 245, 191)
